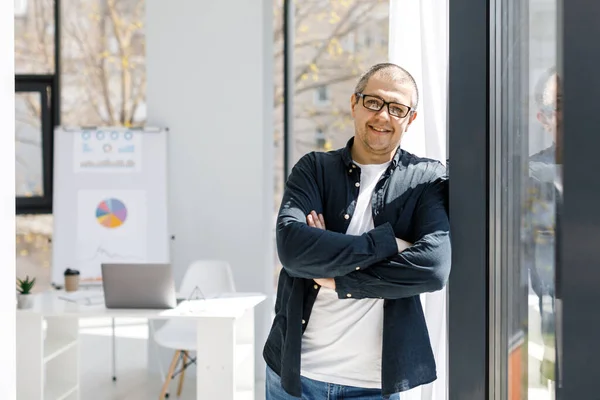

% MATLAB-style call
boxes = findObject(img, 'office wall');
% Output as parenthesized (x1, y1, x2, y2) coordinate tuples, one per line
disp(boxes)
(146, 0, 274, 380)
(0, 1, 16, 397)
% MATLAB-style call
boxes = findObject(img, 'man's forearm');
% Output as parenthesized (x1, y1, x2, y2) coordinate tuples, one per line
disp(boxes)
(312, 238, 414, 291)
(334, 231, 451, 300)
(277, 216, 399, 279)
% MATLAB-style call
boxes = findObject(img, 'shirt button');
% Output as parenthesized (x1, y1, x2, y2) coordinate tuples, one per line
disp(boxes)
(346, 293, 352, 298)
(344, 214, 350, 220)
(356, 266, 361, 270)
(302, 319, 306, 324)
(355, 182, 360, 187)
(313, 284, 319, 289)
(348, 169, 352, 173)
(352, 164, 357, 168)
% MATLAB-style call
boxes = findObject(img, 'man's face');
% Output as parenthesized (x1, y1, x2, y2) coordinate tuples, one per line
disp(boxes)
(538, 74, 561, 143)
(351, 74, 417, 162)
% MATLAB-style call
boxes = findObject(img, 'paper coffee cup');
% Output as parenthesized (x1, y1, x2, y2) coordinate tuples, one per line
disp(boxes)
(64, 268, 80, 292)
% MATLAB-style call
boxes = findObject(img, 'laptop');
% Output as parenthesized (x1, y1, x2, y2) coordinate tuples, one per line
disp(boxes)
(101, 263, 177, 309)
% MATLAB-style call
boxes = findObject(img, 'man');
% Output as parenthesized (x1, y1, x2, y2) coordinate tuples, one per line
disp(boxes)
(525, 66, 561, 392)
(263, 63, 451, 400)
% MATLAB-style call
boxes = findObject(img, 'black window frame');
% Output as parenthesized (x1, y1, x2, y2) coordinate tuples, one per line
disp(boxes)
(558, 0, 600, 397)
(14, 0, 60, 215)
(449, 0, 600, 398)
(448, 0, 490, 398)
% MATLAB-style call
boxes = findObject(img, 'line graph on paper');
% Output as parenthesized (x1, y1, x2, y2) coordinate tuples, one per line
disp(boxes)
(75, 189, 148, 280)
(77, 245, 145, 264)
(75, 244, 145, 282)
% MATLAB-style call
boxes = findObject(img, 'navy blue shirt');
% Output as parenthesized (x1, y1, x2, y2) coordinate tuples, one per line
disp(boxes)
(263, 138, 451, 399)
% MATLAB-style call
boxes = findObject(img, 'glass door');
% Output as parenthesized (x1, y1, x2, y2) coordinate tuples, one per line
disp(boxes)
(449, 0, 600, 398)
(490, 0, 559, 398)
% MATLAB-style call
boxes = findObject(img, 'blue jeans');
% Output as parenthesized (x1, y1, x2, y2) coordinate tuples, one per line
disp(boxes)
(266, 366, 400, 400)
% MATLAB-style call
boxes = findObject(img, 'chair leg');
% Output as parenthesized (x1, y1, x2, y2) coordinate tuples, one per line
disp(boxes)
(159, 350, 181, 400)
(177, 351, 187, 397)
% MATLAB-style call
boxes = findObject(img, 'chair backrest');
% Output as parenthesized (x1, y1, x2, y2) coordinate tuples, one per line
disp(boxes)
(178, 260, 236, 300)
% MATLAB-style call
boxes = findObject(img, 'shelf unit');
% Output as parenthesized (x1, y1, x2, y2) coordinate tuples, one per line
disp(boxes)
(44, 337, 78, 364)
(16, 291, 266, 400)
(18, 313, 80, 400)
(44, 378, 78, 400)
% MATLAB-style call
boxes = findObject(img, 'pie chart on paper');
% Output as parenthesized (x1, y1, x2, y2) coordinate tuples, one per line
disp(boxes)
(96, 198, 128, 228)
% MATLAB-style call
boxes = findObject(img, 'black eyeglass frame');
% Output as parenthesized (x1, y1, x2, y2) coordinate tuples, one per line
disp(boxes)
(355, 92, 413, 118)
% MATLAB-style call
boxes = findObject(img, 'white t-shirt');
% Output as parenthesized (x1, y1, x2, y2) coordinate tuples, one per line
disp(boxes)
(300, 160, 391, 388)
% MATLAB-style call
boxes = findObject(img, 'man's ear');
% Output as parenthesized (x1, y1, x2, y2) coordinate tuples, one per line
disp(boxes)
(537, 111, 547, 125)
(408, 111, 418, 126)
(350, 94, 357, 118)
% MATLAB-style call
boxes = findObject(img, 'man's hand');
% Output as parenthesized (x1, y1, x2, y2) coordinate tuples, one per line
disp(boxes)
(307, 210, 325, 230)
(313, 277, 336, 290)
(396, 238, 413, 253)
(307, 211, 335, 289)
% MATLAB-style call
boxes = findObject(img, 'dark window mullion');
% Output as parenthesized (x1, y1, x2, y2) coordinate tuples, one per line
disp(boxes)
(15, 79, 54, 214)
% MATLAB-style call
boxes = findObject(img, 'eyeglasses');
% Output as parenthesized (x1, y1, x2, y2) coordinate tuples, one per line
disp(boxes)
(355, 93, 412, 118)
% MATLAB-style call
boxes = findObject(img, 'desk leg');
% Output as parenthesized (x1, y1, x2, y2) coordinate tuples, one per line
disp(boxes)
(195, 310, 255, 400)
(112, 318, 117, 381)
(196, 317, 235, 400)
(236, 308, 255, 399)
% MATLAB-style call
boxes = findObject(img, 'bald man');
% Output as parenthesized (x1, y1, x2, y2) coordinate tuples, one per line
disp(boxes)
(263, 63, 451, 400)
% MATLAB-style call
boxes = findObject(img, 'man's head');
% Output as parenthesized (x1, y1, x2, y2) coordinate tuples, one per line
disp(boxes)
(535, 67, 561, 142)
(350, 63, 419, 164)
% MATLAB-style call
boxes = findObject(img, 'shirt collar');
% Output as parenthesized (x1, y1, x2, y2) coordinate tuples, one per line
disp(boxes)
(341, 137, 403, 169)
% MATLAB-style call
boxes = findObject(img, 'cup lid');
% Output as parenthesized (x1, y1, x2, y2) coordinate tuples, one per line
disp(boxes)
(64, 268, 80, 276)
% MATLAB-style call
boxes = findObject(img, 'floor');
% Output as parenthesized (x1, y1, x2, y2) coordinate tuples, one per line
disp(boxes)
(77, 317, 266, 400)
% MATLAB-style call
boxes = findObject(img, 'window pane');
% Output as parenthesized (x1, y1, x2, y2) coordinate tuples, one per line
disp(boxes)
(61, 0, 146, 126)
(15, 92, 44, 197)
(523, 18, 558, 399)
(16, 214, 53, 293)
(291, 0, 390, 163)
(273, 0, 284, 287)
(14, 0, 55, 74)
(499, 0, 558, 398)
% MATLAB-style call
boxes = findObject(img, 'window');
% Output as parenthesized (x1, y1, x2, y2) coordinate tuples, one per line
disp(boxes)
(61, 0, 147, 127)
(16, 214, 53, 292)
(492, 0, 559, 398)
(273, 0, 285, 285)
(15, 79, 54, 213)
(14, 0, 55, 75)
(14, 0, 58, 290)
(14, 0, 58, 215)
(285, 0, 390, 169)
(314, 85, 330, 105)
(315, 127, 328, 149)
(364, 30, 372, 48)
(14, 0, 149, 290)
(342, 32, 355, 53)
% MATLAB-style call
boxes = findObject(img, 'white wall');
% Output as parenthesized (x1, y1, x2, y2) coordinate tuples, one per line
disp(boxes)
(0, 0, 16, 397)
(146, 0, 274, 381)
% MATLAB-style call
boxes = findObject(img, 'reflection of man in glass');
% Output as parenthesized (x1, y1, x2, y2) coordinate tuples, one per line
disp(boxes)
(525, 67, 560, 388)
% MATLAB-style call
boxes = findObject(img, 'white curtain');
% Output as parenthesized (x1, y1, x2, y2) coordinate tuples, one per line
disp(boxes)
(389, 1, 449, 400)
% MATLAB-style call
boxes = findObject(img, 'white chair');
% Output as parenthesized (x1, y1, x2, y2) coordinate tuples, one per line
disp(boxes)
(153, 260, 236, 399)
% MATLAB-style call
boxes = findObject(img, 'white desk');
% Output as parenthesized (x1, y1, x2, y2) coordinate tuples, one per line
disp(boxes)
(16, 290, 266, 400)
